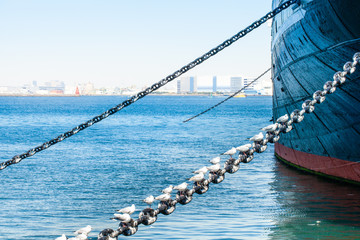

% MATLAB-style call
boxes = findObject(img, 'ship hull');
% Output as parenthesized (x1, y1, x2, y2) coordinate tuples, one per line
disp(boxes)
(271, 0, 360, 183)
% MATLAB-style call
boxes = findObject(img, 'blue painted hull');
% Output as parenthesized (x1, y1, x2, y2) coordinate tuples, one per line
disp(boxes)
(271, 0, 360, 182)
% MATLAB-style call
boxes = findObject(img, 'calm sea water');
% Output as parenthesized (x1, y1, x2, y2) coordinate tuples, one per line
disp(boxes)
(0, 96, 359, 240)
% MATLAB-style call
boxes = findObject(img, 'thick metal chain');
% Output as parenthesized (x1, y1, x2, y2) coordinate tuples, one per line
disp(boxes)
(183, 68, 271, 123)
(0, 0, 298, 171)
(87, 52, 359, 240)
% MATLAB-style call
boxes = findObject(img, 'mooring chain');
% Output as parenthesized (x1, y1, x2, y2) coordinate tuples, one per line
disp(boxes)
(0, 0, 298, 171)
(55, 52, 359, 240)
(183, 68, 271, 123)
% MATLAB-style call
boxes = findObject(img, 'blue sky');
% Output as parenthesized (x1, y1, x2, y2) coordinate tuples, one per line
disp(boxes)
(0, 0, 273, 88)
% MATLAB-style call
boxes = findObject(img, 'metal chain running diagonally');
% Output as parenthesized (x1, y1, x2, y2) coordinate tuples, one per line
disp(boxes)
(86, 52, 360, 239)
(0, 0, 298, 171)
(183, 68, 270, 123)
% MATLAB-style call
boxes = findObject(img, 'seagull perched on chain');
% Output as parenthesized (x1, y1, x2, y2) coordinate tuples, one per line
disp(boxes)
(116, 204, 135, 215)
(249, 132, 264, 142)
(155, 193, 171, 202)
(74, 225, 92, 236)
(69, 233, 87, 240)
(174, 182, 188, 191)
(207, 163, 220, 173)
(221, 147, 237, 158)
(55, 234, 67, 240)
(276, 114, 289, 123)
(143, 195, 155, 208)
(236, 143, 252, 153)
(188, 172, 205, 182)
(162, 185, 173, 194)
(209, 157, 221, 164)
(193, 166, 208, 174)
(261, 123, 278, 132)
(111, 213, 131, 223)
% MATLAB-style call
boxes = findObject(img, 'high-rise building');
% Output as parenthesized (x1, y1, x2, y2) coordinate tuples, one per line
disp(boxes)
(230, 77, 242, 93)
(177, 76, 197, 93)
(189, 77, 195, 92)
(213, 76, 217, 92)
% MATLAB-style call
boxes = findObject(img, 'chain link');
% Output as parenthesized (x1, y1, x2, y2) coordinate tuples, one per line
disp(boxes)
(93, 51, 359, 239)
(0, 0, 298, 171)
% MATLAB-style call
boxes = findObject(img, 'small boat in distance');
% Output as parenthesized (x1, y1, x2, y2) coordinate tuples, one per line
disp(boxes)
(234, 93, 246, 98)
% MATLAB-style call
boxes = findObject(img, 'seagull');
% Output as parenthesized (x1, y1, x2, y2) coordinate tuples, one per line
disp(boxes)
(207, 164, 220, 173)
(162, 185, 173, 194)
(111, 213, 131, 223)
(55, 234, 67, 240)
(74, 225, 92, 236)
(174, 182, 188, 191)
(74, 233, 87, 240)
(155, 193, 171, 202)
(236, 143, 252, 152)
(209, 157, 221, 164)
(188, 172, 205, 182)
(276, 114, 289, 123)
(221, 147, 237, 158)
(116, 204, 135, 215)
(249, 132, 264, 142)
(143, 195, 155, 207)
(261, 123, 278, 132)
(193, 166, 208, 174)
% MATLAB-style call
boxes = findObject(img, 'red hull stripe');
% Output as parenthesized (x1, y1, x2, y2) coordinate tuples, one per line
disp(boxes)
(275, 142, 360, 183)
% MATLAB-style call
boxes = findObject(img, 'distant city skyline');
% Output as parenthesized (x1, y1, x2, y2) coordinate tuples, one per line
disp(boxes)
(0, 0, 272, 89)
(0, 73, 273, 96)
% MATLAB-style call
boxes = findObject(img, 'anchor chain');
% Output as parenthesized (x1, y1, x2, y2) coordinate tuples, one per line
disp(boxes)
(0, 0, 298, 171)
(74, 52, 359, 240)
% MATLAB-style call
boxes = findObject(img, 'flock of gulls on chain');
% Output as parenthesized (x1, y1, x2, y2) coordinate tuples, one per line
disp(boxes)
(48, 52, 360, 240)
(54, 115, 290, 240)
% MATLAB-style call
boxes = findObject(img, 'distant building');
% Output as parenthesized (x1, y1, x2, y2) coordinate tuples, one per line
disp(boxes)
(81, 82, 95, 95)
(177, 76, 197, 93)
(213, 76, 217, 92)
(39, 80, 65, 94)
(243, 77, 273, 95)
(230, 77, 242, 93)
(243, 78, 256, 90)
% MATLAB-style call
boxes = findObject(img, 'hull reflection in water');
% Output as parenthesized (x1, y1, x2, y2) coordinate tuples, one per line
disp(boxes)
(269, 160, 360, 239)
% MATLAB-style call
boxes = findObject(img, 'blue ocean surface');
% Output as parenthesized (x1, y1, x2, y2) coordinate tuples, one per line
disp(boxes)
(0, 96, 359, 240)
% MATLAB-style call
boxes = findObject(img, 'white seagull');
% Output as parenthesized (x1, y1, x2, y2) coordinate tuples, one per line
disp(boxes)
(209, 157, 221, 164)
(236, 143, 252, 152)
(174, 182, 188, 191)
(155, 193, 171, 202)
(261, 123, 278, 132)
(188, 172, 205, 182)
(249, 132, 264, 142)
(55, 234, 67, 240)
(116, 204, 135, 215)
(276, 114, 289, 123)
(193, 166, 208, 174)
(143, 195, 155, 207)
(74, 225, 92, 236)
(221, 147, 237, 158)
(74, 233, 87, 240)
(207, 163, 220, 173)
(112, 213, 131, 223)
(162, 185, 174, 194)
